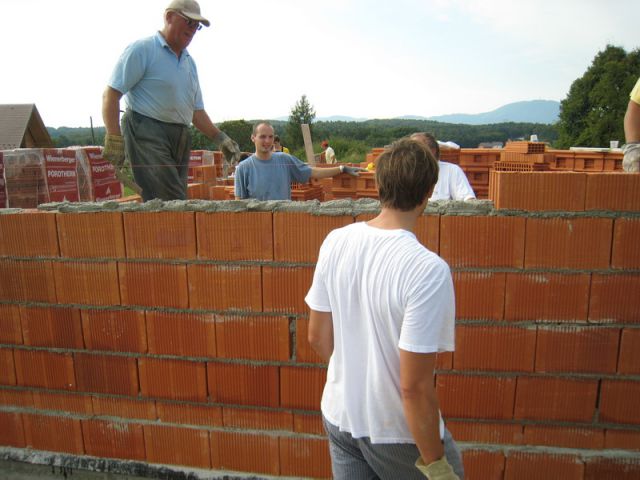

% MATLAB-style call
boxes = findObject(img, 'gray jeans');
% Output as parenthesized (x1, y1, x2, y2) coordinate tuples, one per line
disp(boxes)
(323, 416, 464, 479)
(122, 110, 191, 201)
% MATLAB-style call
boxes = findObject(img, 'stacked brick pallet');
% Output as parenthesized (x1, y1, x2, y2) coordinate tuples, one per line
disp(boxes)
(0, 175, 639, 479)
(458, 148, 501, 200)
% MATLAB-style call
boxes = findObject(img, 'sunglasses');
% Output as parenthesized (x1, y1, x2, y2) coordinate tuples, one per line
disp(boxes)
(174, 11, 202, 31)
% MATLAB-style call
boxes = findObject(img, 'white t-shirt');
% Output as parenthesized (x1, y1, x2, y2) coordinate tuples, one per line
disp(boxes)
(430, 161, 476, 201)
(305, 222, 455, 443)
(325, 146, 336, 164)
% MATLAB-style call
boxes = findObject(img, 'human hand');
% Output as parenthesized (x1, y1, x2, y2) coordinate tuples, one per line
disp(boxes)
(214, 131, 242, 168)
(103, 133, 125, 168)
(623, 142, 640, 172)
(415, 456, 460, 480)
(340, 165, 366, 177)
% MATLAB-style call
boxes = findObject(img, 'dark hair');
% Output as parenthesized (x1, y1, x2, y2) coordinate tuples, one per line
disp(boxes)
(274, 135, 281, 143)
(375, 138, 439, 211)
(410, 132, 440, 160)
(252, 121, 273, 135)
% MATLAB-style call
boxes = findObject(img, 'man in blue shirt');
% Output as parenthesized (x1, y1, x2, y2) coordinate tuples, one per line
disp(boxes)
(235, 122, 363, 201)
(102, 0, 241, 201)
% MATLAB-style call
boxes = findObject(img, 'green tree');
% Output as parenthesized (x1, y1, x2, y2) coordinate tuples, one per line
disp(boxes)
(286, 95, 316, 149)
(557, 45, 640, 148)
(190, 119, 254, 152)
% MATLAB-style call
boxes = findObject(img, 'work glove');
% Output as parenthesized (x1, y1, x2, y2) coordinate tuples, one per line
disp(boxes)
(622, 142, 640, 172)
(103, 133, 125, 168)
(415, 456, 460, 480)
(340, 165, 366, 177)
(213, 131, 242, 173)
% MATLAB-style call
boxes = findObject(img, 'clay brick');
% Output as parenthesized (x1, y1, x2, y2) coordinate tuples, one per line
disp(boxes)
(0, 348, 16, 385)
(22, 413, 84, 454)
(296, 318, 324, 364)
(223, 407, 293, 431)
(491, 171, 586, 211)
(585, 172, 640, 211)
(156, 402, 222, 427)
(0, 210, 59, 256)
(523, 425, 604, 449)
(20, 305, 83, 349)
(123, 211, 196, 259)
(440, 215, 525, 268)
(139, 358, 207, 402)
(144, 424, 211, 468)
(293, 413, 325, 435)
(74, 353, 138, 396)
(619, 329, 640, 374)
(535, 326, 619, 374)
(454, 325, 536, 372)
(81, 309, 147, 353)
(280, 437, 331, 479)
(119, 262, 188, 309)
(453, 271, 505, 320)
(0, 259, 56, 302)
(280, 366, 326, 411)
(262, 266, 314, 314)
(447, 421, 523, 444)
(146, 311, 216, 358)
(462, 450, 505, 480)
(505, 273, 590, 321)
(604, 429, 640, 451)
(53, 261, 120, 305)
(600, 380, 640, 424)
(0, 411, 25, 447)
(82, 419, 146, 461)
(504, 452, 583, 480)
(212, 431, 279, 475)
(188, 264, 262, 311)
(612, 218, 640, 269)
(524, 217, 613, 269)
(196, 211, 274, 261)
(32, 391, 93, 415)
(274, 212, 353, 262)
(589, 274, 640, 323)
(514, 377, 598, 422)
(92, 396, 157, 420)
(56, 211, 125, 258)
(436, 374, 516, 419)
(415, 214, 440, 253)
(0, 389, 33, 407)
(436, 351, 453, 370)
(208, 362, 279, 408)
(14, 350, 75, 390)
(584, 457, 640, 480)
(0, 304, 22, 344)
(216, 314, 289, 361)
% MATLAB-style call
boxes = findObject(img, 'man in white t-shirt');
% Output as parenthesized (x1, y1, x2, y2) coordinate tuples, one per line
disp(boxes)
(305, 138, 463, 479)
(322, 140, 337, 164)
(411, 132, 475, 201)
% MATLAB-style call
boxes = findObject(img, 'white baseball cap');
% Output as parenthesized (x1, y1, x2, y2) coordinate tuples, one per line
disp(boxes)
(166, 0, 210, 27)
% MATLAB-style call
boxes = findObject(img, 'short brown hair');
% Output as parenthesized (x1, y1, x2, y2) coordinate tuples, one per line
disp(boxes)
(375, 138, 439, 211)
(410, 132, 440, 160)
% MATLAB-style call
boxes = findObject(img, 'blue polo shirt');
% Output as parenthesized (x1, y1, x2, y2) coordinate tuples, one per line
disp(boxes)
(108, 32, 204, 126)
(234, 153, 313, 200)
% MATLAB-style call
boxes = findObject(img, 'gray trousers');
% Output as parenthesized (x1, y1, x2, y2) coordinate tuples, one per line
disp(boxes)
(323, 416, 464, 479)
(122, 110, 191, 201)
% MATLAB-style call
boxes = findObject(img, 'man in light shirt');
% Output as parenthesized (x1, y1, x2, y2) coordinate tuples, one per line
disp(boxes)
(623, 76, 640, 172)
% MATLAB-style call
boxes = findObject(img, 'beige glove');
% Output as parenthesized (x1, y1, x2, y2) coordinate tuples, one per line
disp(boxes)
(103, 133, 125, 168)
(415, 456, 460, 480)
(213, 131, 242, 172)
(623, 142, 640, 172)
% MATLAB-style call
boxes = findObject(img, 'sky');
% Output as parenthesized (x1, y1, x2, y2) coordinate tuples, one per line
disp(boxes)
(2, 0, 639, 128)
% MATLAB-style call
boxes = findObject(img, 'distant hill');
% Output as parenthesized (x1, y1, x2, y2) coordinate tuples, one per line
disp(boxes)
(425, 100, 560, 125)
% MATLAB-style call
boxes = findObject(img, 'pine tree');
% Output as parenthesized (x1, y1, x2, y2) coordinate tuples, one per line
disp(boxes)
(286, 95, 316, 149)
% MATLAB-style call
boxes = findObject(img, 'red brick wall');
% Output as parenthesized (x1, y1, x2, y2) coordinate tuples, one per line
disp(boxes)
(0, 174, 639, 479)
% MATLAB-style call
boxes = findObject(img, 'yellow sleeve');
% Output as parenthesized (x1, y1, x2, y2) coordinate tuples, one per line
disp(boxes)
(630, 77, 640, 105)
(283, 147, 290, 154)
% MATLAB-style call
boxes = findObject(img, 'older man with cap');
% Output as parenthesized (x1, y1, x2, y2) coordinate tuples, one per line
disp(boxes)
(102, 0, 241, 201)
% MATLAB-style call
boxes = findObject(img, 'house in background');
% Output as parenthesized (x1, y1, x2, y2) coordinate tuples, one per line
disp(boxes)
(0, 104, 53, 150)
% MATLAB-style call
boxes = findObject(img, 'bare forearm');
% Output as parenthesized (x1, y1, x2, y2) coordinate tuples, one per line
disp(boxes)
(192, 109, 221, 140)
(308, 310, 334, 362)
(102, 87, 123, 135)
(402, 388, 444, 464)
(311, 166, 341, 179)
(625, 100, 640, 143)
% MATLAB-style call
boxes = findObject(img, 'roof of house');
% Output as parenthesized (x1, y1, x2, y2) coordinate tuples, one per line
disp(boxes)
(0, 104, 53, 150)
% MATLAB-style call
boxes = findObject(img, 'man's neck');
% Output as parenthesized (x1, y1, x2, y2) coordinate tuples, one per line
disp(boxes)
(254, 150, 272, 161)
(367, 204, 426, 233)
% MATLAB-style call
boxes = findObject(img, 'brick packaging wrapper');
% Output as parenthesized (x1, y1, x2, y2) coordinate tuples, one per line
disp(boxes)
(73, 147, 122, 201)
(43, 148, 80, 202)
(188, 150, 214, 182)
(2, 148, 49, 208)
